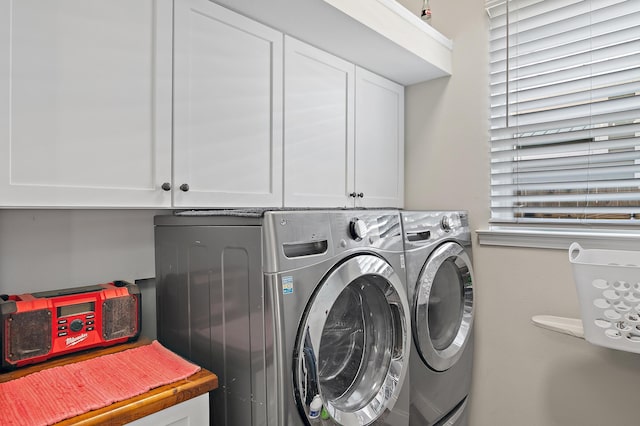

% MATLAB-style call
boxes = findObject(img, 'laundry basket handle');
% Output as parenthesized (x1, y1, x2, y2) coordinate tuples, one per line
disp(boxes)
(568, 242, 582, 262)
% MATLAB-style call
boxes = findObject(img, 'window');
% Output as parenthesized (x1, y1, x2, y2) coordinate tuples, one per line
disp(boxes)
(487, 0, 640, 230)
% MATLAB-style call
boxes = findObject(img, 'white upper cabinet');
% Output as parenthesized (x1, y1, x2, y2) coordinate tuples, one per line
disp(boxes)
(354, 67, 404, 208)
(0, 0, 173, 208)
(1, 0, 408, 209)
(172, 0, 283, 208)
(284, 38, 404, 209)
(284, 36, 355, 208)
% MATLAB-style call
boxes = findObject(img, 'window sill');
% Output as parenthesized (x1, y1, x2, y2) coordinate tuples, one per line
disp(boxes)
(476, 227, 640, 250)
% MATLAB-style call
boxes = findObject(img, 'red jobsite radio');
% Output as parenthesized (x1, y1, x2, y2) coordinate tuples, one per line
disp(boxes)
(0, 280, 141, 370)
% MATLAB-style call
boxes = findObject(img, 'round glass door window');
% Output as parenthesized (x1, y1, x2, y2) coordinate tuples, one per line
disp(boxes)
(294, 255, 410, 426)
(414, 242, 474, 372)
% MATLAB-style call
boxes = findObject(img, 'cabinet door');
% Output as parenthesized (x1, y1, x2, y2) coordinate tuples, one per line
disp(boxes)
(173, 0, 283, 208)
(127, 393, 209, 426)
(354, 67, 404, 208)
(0, 0, 173, 207)
(283, 36, 355, 207)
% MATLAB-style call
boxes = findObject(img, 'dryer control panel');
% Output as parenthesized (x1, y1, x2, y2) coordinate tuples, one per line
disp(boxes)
(402, 211, 470, 250)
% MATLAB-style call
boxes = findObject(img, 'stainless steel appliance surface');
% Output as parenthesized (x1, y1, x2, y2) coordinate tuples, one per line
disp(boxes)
(154, 210, 412, 426)
(400, 211, 475, 426)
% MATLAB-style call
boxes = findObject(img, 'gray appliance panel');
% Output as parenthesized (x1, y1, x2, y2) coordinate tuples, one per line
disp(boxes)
(155, 224, 267, 426)
(408, 335, 473, 426)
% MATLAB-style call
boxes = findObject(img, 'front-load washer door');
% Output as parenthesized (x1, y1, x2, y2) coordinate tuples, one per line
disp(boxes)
(414, 241, 474, 372)
(293, 254, 410, 426)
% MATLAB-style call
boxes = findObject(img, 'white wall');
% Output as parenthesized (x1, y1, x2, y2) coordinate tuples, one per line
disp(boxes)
(399, 0, 640, 425)
(0, 209, 158, 295)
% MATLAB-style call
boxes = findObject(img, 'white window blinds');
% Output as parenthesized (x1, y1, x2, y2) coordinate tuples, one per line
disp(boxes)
(488, 0, 640, 225)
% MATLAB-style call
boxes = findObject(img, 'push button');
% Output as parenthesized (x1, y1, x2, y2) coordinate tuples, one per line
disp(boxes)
(58, 325, 67, 330)
(58, 319, 67, 324)
(58, 331, 68, 337)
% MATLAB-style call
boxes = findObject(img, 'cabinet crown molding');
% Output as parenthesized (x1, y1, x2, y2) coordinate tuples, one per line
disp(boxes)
(210, 0, 452, 86)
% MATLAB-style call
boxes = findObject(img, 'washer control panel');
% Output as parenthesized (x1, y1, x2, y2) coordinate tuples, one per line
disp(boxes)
(264, 210, 404, 271)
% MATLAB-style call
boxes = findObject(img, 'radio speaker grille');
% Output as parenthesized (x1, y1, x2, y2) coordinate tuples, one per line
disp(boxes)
(102, 296, 138, 341)
(7, 309, 52, 361)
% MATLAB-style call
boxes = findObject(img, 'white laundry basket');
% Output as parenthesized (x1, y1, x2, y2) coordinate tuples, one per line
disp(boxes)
(569, 242, 640, 353)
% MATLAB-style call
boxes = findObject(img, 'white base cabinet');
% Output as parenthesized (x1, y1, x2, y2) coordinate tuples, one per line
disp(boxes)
(127, 393, 209, 426)
(0, 0, 173, 208)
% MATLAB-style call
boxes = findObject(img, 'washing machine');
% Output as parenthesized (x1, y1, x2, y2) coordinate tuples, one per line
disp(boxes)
(155, 209, 411, 426)
(400, 211, 475, 426)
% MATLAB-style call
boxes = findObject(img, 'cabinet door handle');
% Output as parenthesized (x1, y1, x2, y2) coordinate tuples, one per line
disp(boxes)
(357, 192, 364, 198)
(349, 192, 357, 198)
(161, 182, 171, 191)
(180, 183, 190, 192)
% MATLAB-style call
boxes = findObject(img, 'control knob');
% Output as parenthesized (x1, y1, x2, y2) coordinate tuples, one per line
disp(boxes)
(349, 218, 368, 241)
(70, 319, 84, 332)
(441, 213, 460, 233)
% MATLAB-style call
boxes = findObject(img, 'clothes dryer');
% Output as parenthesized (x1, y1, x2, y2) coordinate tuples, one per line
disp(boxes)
(400, 211, 475, 426)
(155, 209, 411, 426)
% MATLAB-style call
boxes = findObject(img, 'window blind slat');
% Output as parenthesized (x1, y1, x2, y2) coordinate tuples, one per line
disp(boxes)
(490, 63, 640, 96)
(492, 178, 640, 194)
(494, 163, 640, 180)
(511, 40, 640, 85)
(492, 150, 640, 174)
(489, 1, 640, 54)
(491, 108, 640, 137)
(511, 94, 640, 127)
(492, 52, 640, 92)
(492, 135, 640, 162)
(491, 119, 640, 147)
(502, 78, 640, 114)
(507, 0, 636, 48)
(491, 22, 640, 69)
(514, 0, 620, 28)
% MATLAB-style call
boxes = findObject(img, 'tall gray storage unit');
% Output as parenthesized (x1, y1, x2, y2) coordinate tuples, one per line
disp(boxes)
(155, 214, 268, 426)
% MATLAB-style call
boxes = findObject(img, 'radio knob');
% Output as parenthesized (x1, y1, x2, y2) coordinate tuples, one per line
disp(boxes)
(70, 319, 84, 332)
(349, 218, 368, 241)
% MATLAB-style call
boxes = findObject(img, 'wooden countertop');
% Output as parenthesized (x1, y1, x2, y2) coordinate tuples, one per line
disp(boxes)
(0, 338, 218, 425)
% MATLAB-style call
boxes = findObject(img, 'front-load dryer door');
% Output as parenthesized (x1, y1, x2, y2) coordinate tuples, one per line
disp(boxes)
(414, 241, 474, 372)
(294, 254, 410, 426)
